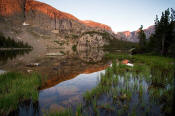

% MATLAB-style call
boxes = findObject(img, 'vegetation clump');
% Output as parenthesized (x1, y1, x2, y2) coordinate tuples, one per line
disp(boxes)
(72, 44, 77, 52)
(0, 72, 42, 115)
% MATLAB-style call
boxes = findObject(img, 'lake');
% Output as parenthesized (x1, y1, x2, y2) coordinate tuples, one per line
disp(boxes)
(0, 49, 174, 116)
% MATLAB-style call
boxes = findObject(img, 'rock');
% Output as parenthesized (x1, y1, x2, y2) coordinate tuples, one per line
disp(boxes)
(22, 22, 30, 26)
(46, 52, 64, 56)
(126, 63, 134, 67)
(77, 33, 105, 49)
(122, 60, 134, 67)
(51, 30, 59, 34)
(57, 86, 79, 96)
(122, 60, 129, 64)
(62, 95, 81, 105)
(26, 63, 40, 67)
(17, 36, 22, 40)
(27, 69, 33, 73)
(49, 104, 65, 112)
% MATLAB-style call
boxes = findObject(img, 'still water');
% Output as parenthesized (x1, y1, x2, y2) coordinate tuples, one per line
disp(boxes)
(1, 49, 173, 116)
(0, 49, 110, 115)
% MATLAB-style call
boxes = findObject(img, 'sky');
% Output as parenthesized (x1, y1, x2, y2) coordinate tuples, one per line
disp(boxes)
(38, 0, 175, 32)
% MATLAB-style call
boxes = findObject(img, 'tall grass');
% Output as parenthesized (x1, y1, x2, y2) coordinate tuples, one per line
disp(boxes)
(0, 72, 41, 115)
(46, 54, 174, 116)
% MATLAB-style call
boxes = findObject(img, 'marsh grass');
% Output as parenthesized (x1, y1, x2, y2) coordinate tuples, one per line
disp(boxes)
(0, 72, 41, 115)
(83, 54, 174, 115)
(47, 54, 174, 116)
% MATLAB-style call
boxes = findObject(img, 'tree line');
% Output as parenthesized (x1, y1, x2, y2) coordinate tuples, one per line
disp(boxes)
(0, 33, 32, 48)
(136, 8, 175, 57)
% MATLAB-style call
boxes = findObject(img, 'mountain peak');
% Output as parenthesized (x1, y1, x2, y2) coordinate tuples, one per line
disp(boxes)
(25, 0, 79, 21)
(82, 20, 112, 31)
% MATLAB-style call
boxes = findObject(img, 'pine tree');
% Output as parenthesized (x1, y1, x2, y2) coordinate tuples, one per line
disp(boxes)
(138, 25, 146, 50)
(148, 8, 175, 56)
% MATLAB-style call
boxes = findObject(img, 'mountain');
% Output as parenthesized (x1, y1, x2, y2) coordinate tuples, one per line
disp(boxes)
(82, 20, 112, 31)
(0, 0, 112, 33)
(116, 25, 155, 42)
(0, 0, 116, 54)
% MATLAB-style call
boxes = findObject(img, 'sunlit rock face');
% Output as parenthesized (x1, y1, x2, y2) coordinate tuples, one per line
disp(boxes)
(0, 0, 112, 33)
(25, 0, 87, 33)
(0, 0, 25, 16)
(82, 20, 112, 31)
(116, 25, 155, 42)
(0, 0, 26, 23)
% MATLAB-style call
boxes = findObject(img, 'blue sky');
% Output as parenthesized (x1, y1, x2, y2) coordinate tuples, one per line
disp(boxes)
(38, 0, 175, 32)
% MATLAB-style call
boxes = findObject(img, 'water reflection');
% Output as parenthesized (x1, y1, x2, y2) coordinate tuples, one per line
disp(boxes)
(8, 101, 40, 116)
(2, 48, 110, 116)
(0, 49, 32, 65)
(39, 69, 106, 113)
(77, 48, 105, 63)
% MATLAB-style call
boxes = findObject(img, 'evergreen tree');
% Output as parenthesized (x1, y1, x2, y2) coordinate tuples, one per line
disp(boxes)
(138, 25, 146, 50)
(148, 8, 175, 56)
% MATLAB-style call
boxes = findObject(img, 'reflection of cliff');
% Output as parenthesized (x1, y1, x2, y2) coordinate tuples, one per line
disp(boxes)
(41, 57, 109, 90)
(77, 48, 105, 63)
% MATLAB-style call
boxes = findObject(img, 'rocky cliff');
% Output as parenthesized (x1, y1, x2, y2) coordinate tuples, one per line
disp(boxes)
(0, 0, 26, 23)
(0, 0, 112, 33)
(116, 25, 155, 42)
(0, 0, 25, 16)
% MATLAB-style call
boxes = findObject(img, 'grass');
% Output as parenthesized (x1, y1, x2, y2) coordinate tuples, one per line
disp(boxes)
(82, 53, 174, 115)
(0, 72, 42, 115)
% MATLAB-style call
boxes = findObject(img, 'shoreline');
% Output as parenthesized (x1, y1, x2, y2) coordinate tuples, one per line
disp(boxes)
(0, 48, 32, 51)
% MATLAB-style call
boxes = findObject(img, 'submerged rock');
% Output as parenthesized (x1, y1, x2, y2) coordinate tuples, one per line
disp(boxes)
(26, 63, 40, 67)
(49, 104, 65, 112)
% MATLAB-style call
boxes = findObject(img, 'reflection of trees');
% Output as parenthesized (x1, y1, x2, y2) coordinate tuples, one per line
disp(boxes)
(77, 47, 104, 63)
(0, 49, 32, 65)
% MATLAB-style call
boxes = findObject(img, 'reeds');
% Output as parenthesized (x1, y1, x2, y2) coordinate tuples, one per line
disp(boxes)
(47, 54, 174, 116)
